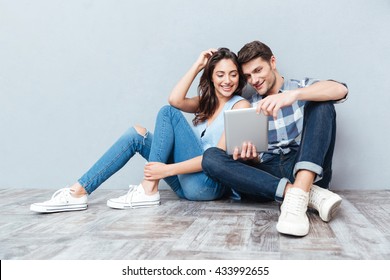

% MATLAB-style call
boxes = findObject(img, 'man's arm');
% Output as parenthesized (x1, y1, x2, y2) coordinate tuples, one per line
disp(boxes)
(258, 80, 348, 119)
(293, 80, 348, 102)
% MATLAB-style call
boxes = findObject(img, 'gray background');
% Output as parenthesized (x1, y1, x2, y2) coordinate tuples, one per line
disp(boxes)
(1, 0, 389, 191)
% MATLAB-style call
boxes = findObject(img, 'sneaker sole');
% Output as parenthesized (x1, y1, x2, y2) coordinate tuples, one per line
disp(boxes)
(276, 221, 309, 237)
(319, 197, 342, 222)
(106, 200, 160, 209)
(30, 204, 88, 213)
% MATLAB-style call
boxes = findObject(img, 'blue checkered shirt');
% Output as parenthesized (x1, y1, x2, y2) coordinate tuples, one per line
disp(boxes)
(248, 78, 347, 159)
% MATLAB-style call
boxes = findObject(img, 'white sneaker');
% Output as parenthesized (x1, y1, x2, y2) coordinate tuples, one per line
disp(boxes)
(107, 184, 160, 209)
(30, 188, 88, 213)
(276, 188, 310, 237)
(309, 185, 342, 222)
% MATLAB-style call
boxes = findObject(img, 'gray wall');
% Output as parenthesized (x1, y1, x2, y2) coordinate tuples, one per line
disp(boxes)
(1, 0, 389, 191)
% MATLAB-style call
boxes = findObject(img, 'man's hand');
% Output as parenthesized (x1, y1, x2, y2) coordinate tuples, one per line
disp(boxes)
(233, 142, 259, 161)
(257, 90, 298, 119)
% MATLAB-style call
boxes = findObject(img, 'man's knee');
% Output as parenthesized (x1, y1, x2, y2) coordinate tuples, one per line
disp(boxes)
(202, 147, 225, 175)
(305, 101, 335, 118)
(202, 147, 220, 167)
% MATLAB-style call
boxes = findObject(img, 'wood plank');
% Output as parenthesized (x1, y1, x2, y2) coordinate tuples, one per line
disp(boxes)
(1, 188, 390, 260)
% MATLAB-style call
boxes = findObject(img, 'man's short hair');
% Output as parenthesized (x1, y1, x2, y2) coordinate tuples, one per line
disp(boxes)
(238, 41, 274, 65)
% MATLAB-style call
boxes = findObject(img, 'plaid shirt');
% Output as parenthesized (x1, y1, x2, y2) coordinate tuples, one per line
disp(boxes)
(248, 78, 347, 159)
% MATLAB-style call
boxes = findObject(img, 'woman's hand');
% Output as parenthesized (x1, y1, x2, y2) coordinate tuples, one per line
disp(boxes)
(167, 48, 217, 113)
(144, 162, 172, 180)
(195, 48, 218, 70)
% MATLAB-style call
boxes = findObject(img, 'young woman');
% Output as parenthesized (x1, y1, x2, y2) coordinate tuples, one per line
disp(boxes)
(30, 48, 251, 213)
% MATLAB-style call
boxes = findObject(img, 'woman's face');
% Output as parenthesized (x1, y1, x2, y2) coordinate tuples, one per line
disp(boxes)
(211, 58, 239, 99)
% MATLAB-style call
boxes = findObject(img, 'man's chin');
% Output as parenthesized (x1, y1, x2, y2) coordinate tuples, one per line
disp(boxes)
(256, 89, 267, 96)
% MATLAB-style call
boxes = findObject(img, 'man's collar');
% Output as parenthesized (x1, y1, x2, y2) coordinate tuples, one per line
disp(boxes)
(278, 76, 286, 93)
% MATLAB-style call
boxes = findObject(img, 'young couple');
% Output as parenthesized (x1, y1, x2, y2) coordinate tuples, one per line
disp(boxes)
(31, 41, 348, 237)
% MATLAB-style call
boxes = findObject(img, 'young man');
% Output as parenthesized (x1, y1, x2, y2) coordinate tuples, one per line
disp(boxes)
(201, 40, 348, 237)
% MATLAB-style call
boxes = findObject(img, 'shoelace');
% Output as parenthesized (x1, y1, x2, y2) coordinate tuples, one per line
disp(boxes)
(123, 184, 144, 208)
(49, 188, 71, 203)
(283, 191, 308, 216)
(120, 185, 139, 202)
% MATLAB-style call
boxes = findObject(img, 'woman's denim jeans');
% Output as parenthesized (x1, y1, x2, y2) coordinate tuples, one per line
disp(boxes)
(78, 126, 152, 194)
(79, 105, 226, 201)
(202, 101, 337, 202)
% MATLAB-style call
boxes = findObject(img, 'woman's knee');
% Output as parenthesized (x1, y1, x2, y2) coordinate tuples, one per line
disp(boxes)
(157, 105, 180, 118)
(133, 124, 147, 136)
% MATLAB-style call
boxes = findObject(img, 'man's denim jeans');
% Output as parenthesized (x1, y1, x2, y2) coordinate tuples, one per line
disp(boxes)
(202, 101, 336, 202)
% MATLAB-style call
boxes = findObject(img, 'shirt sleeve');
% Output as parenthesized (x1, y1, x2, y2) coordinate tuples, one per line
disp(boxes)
(301, 77, 320, 87)
(327, 79, 348, 103)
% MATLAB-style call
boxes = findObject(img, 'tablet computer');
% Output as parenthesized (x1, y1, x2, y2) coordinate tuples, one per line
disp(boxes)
(224, 107, 268, 155)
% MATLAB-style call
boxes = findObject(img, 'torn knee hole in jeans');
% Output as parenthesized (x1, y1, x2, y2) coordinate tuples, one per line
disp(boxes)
(134, 125, 149, 145)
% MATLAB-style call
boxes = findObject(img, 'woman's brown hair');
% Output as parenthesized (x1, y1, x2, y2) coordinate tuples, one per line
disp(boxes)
(193, 48, 246, 126)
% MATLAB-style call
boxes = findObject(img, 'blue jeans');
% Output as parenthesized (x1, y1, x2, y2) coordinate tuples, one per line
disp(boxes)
(79, 105, 226, 200)
(201, 101, 336, 202)
(79, 126, 152, 194)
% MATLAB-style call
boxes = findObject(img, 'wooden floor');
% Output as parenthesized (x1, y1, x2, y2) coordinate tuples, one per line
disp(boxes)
(1, 188, 389, 260)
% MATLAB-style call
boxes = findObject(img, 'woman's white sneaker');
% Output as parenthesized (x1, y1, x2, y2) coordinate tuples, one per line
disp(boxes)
(309, 185, 342, 222)
(107, 184, 160, 209)
(30, 188, 88, 213)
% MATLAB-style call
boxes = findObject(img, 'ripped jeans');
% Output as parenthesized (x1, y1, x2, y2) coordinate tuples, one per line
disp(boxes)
(79, 105, 226, 200)
(79, 126, 152, 194)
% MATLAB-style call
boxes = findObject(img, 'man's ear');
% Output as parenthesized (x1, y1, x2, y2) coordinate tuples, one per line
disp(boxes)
(270, 56, 277, 70)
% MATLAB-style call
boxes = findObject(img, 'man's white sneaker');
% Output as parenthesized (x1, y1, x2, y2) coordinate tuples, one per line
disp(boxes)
(276, 188, 310, 237)
(107, 184, 160, 209)
(30, 188, 88, 213)
(309, 185, 342, 222)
